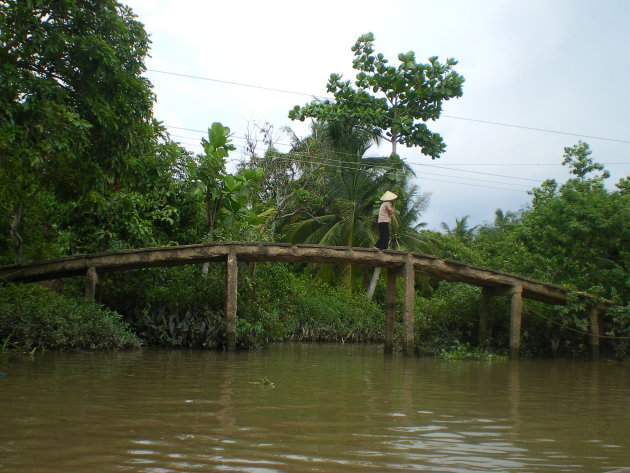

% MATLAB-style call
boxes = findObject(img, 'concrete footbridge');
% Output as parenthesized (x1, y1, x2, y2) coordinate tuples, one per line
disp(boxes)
(0, 242, 605, 358)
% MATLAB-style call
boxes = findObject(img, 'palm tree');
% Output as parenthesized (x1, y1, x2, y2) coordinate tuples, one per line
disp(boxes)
(284, 156, 386, 289)
(388, 181, 435, 253)
(440, 215, 478, 240)
(493, 208, 517, 227)
(282, 119, 434, 291)
(282, 120, 395, 289)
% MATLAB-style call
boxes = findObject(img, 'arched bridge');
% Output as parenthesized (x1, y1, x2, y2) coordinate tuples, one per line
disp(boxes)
(0, 242, 605, 358)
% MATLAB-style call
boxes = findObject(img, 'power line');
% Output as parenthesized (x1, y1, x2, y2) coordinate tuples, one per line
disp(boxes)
(242, 154, 532, 192)
(419, 177, 527, 193)
(168, 130, 544, 184)
(168, 128, 630, 167)
(411, 163, 541, 182)
(148, 69, 316, 98)
(160, 132, 536, 192)
(165, 126, 630, 166)
(442, 115, 630, 145)
(147, 68, 630, 145)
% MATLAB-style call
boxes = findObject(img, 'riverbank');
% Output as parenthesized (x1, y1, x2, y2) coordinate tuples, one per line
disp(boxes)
(2, 279, 626, 361)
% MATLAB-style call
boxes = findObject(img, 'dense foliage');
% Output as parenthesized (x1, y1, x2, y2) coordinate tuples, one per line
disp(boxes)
(100, 262, 384, 350)
(1, 6, 628, 360)
(426, 142, 630, 358)
(0, 0, 161, 261)
(0, 284, 140, 351)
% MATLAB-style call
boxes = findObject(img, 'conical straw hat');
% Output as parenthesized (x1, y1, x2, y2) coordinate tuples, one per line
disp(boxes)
(380, 191, 398, 201)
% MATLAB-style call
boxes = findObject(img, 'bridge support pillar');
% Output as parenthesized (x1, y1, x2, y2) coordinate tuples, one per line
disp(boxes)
(84, 266, 98, 300)
(225, 252, 238, 351)
(509, 285, 523, 359)
(402, 256, 415, 355)
(385, 268, 397, 354)
(588, 303, 603, 361)
(479, 287, 492, 345)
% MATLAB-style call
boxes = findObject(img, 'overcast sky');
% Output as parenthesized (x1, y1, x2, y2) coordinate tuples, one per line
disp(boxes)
(122, 0, 630, 231)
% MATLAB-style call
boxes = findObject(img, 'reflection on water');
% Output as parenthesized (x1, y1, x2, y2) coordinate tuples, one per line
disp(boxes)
(1, 344, 629, 472)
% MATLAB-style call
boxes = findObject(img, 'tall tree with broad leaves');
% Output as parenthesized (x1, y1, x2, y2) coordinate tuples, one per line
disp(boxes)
(190, 122, 262, 276)
(289, 32, 464, 158)
(192, 122, 263, 240)
(0, 0, 156, 261)
(518, 142, 628, 298)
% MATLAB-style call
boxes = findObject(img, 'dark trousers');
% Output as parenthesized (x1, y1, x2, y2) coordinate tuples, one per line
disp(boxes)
(376, 222, 390, 249)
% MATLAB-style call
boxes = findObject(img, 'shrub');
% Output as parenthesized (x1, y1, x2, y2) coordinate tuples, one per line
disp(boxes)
(287, 276, 384, 342)
(0, 284, 141, 351)
(414, 283, 489, 355)
(102, 265, 226, 348)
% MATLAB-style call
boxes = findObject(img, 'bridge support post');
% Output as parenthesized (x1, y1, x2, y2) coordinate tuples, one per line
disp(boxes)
(402, 256, 415, 355)
(225, 252, 238, 351)
(479, 287, 492, 345)
(509, 285, 523, 359)
(588, 303, 603, 361)
(84, 266, 98, 300)
(385, 268, 397, 354)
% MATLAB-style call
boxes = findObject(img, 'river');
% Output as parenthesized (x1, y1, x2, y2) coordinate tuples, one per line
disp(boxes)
(1, 343, 629, 472)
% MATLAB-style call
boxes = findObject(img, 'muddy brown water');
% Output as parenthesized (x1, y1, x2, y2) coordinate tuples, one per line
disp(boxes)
(1, 343, 629, 472)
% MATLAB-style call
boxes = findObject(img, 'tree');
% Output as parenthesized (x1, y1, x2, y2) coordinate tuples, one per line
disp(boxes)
(388, 180, 433, 252)
(279, 120, 391, 288)
(513, 142, 630, 301)
(493, 208, 517, 227)
(289, 32, 464, 158)
(279, 119, 432, 290)
(0, 0, 156, 261)
(562, 141, 610, 180)
(58, 137, 191, 254)
(440, 215, 478, 241)
(192, 122, 262, 239)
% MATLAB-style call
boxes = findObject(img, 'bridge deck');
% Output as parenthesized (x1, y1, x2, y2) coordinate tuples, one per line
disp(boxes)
(0, 242, 569, 305)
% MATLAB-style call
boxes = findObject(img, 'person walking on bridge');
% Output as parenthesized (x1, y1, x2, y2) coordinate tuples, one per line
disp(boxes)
(375, 191, 397, 250)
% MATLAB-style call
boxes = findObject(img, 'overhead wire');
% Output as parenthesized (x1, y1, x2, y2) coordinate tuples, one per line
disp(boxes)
(163, 125, 547, 182)
(162, 131, 534, 191)
(442, 115, 630, 145)
(164, 127, 545, 187)
(166, 126, 630, 167)
(263, 154, 528, 193)
(147, 68, 630, 145)
(153, 73, 625, 190)
(162, 125, 630, 169)
(228, 145, 535, 192)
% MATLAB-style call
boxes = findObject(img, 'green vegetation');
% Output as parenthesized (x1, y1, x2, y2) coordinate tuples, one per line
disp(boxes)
(100, 262, 384, 350)
(289, 32, 464, 157)
(1, 4, 628, 359)
(0, 284, 140, 352)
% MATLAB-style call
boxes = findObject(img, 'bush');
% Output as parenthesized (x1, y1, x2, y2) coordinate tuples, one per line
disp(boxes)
(100, 262, 383, 350)
(135, 308, 225, 349)
(287, 276, 384, 342)
(415, 283, 492, 355)
(102, 265, 226, 348)
(0, 284, 141, 351)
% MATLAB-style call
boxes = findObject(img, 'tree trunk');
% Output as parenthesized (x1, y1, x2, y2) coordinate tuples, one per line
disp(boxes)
(366, 267, 381, 300)
(202, 200, 217, 277)
(10, 203, 24, 264)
